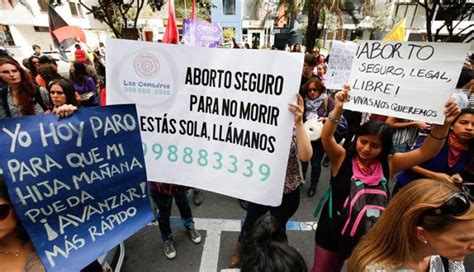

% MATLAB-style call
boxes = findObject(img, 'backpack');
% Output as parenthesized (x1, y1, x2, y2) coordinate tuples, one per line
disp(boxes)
(336, 176, 389, 256)
(1, 84, 48, 117)
(314, 159, 389, 257)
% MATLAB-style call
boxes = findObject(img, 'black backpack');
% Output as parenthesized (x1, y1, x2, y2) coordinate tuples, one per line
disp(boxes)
(336, 176, 389, 256)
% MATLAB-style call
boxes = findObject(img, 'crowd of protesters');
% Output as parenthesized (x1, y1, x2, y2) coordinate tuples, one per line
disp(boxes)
(0, 39, 473, 272)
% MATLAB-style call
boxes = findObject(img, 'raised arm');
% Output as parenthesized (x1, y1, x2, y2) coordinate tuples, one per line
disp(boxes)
(390, 99, 460, 174)
(321, 85, 350, 175)
(289, 94, 313, 161)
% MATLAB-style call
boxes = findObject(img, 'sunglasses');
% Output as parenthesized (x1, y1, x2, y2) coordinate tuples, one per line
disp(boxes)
(426, 191, 472, 217)
(307, 88, 319, 93)
(0, 204, 10, 220)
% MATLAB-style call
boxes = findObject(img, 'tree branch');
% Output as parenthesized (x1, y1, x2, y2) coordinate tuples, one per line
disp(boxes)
(134, 0, 146, 28)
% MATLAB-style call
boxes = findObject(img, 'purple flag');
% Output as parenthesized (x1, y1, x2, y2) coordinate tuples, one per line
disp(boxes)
(182, 20, 222, 48)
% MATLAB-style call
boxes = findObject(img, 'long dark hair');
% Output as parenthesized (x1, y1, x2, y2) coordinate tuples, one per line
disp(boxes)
(70, 61, 88, 83)
(240, 214, 307, 272)
(48, 78, 80, 107)
(38, 65, 62, 88)
(451, 107, 474, 149)
(27, 56, 39, 78)
(348, 121, 394, 162)
(0, 58, 37, 115)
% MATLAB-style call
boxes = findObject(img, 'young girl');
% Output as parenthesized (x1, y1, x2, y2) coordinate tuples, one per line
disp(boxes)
(47, 79, 80, 111)
(395, 108, 474, 192)
(312, 86, 460, 272)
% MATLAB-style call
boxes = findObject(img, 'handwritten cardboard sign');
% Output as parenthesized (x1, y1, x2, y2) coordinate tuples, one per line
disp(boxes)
(344, 41, 469, 124)
(0, 105, 153, 271)
(182, 19, 222, 48)
(324, 40, 357, 90)
(106, 38, 304, 206)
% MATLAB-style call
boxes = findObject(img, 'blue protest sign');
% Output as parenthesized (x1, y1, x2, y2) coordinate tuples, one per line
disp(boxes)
(0, 105, 154, 271)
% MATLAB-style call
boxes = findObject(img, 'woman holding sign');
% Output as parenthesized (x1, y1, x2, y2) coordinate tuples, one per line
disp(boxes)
(230, 94, 312, 268)
(0, 175, 45, 272)
(311, 85, 460, 272)
(47, 79, 81, 113)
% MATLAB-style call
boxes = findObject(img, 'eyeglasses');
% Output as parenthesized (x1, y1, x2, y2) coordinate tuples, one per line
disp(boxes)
(462, 183, 474, 200)
(307, 88, 319, 93)
(0, 204, 10, 220)
(426, 191, 472, 217)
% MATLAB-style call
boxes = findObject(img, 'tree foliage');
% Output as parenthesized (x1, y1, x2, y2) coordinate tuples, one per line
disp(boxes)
(417, 0, 473, 42)
(303, 0, 345, 52)
(175, 0, 216, 21)
(50, 0, 165, 39)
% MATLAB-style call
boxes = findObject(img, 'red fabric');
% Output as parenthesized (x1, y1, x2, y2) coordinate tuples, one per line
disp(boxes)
(100, 88, 106, 106)
(163, 0, 179, 44)
(52, 26, 86, 43)
(190, 0, 195, 20)
(75, 49, 86, 62)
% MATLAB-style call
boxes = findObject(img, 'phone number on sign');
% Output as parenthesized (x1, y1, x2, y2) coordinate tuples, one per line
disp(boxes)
(142, 143, 271, 181)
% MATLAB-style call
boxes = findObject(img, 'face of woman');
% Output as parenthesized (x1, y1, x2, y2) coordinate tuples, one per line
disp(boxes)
(307, 83, 322, 100)
(317, 65, 325, 76)
(356, 135, 383, 161)
(0, 197, 17, 241)
(452, 113, 474, 141)
(50, 84, 67, 107)
(426, 219, 474, 261)
(0, 64, 21, 85)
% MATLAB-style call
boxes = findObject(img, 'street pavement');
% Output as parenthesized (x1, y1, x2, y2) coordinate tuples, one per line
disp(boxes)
(121, 166, 474, 272)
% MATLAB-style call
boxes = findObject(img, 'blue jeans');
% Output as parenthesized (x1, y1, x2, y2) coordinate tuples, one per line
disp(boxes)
(149, 190, 195, 241)
(302, 140, 325, 189)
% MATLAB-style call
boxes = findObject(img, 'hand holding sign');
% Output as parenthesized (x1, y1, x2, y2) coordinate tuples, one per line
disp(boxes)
(288, 94, 304, 124)
(442, 98, 461, 125)
(334, 84, 351, 109)
(0, 105, 154, 272)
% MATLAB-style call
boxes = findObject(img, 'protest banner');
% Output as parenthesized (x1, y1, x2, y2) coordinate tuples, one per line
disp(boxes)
(182, 19, 222, 48)
(324, 40, 357, 90)
(106, 38, 303, 206)
(344, 41, 469, 124)
(0, 105, 153, 271)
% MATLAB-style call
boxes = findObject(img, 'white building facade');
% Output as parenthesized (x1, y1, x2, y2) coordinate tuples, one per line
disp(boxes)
(0, 0, 111, 59)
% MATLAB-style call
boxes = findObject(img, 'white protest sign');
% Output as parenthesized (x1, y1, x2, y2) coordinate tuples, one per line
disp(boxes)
(344, 41, 469, 124)
(324, 40, 357, 90)
(106, 38, 304, 206)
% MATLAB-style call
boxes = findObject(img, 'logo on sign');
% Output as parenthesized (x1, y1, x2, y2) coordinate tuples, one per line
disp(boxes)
(134, 53, 160, 79)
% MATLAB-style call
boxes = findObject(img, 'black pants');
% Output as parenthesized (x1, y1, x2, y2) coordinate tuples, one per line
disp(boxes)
(240, 186, 300, 239)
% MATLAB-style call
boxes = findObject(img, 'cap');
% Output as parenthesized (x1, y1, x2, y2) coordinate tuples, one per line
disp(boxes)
(38, 55, 59, 64)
